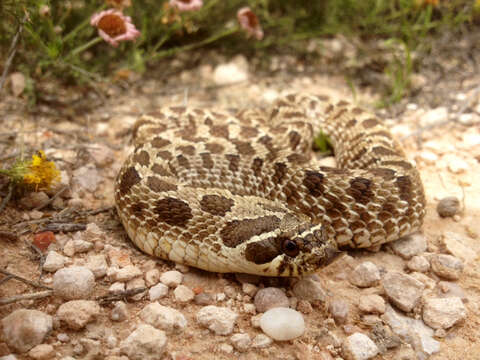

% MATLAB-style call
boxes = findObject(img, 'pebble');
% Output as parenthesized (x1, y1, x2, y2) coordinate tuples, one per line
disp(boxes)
(140, 303, 187, 333)
(213, 56, 249, 85)
(358, 295, 386, 314)
(27, 344, 54, 360)
(260, 307, 305, 341)
(174, 285, 195, 303)
(144, 269, 160, 287)
(230, 333, 251, 352)
(390, 233, 427, 259)
(409, 272, 436, 290)
(447, 156, 468, 174)
(349, 262, 381, 288)
(297, 299, 313, 314)
(53, 266, 95, 300)
(370, 323, 401, 353)
(420, 107, 448, 127)
(57, 300, 101, 330)
(111, 301, 129, 322)
(62, 240, 76, 257)
(292, 277, 327, 302)
(85, 254, 108, 278)
(251, 334, 273, 348)
(107, 247, 132, 267)
(383, 272, 425, 312)
(382, 305, 440, 357)
(254, 287, 289, 312)
(1, 309, 52, 352)
(43, 250, 67, 272)
(72, 238, 93, 253)
(73, 165, 103, 192)
(108, 265, 143, 282)
(126, 277, 146, 300)
(19, 191, 50, 209)
(243, 303, 256, 314)
(422, 297, 467, 329)
(120, 324, 167, 360)
(109, 282, 125, 293)
(160, 270, 183, 287)
(430, 254, 464, 280)
(436, 196, 461, 217)
(149, 283, 169, 301)
(194, 292, 215, 305)
(242, 283, 258, 297)
(329, 298, 350, 324)
(441, 232, 477, 264)
(406, 255, 430, 273)
(196, 306, 238, 335)
(342, 332, 379, 360)
(218, 343, 233, 354)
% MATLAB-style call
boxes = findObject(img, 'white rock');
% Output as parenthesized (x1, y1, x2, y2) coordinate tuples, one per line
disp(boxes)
(421, 107, 448, 127)
(260, 307, 305, 341)
(126, 277, 146, 301)
(446, 156, 468, 174)
(390, 233, 427, 259)
(0, 355, 18, 360)
(342, 333, 379, 360)
(196, 306, 238, 335)
(120, 324, 167, 360)
(57, 300, 100, 330)
(85, 254, 108, 278)
(358, 295, 386, 314)
(72, 239, 93, 253)
(1, 309, 52, 352)
(53, 266, 95, 300)
(350, 262, 381, 288)
(144, 268, 160, 287)
(430, 254, 464, 280)
(73, 165, 103, 192)
(441, 232, 477, 264)
(230, 333, 251, 352)
(27, 344, 54, 360)
(43, 251, 67, 272)
(422, 297, 467, 329)
(111, 301, 129, 322)
(173, 284, 195, 303)
(160, 270, 183, 287)
(109, 282, 125, 293)
(242, 283, 258, 297)
(63, 240, 75, 257)
(218, 343, 233, 354)
(139, 303, 187, 333)
(149, 283, 169, 301)
(254, 287, 289, 312)
(251, 334, 273, 348)
(109, 265, 142, 282)
(406, 256, 430, 273)
(213, 56, 249, 85)
(383, 272, 425, 312)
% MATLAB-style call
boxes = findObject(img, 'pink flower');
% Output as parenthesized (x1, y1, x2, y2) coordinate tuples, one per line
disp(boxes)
(237, 7, 264, 40)
(90, 9, 140, 47)
(169, 0, 203, 12)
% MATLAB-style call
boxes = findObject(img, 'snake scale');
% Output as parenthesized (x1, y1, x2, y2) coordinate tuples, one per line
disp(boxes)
(114, 93, 426, 277)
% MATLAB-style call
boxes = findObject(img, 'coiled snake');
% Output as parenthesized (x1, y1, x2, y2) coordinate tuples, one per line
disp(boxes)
(115, 93, 425, 276)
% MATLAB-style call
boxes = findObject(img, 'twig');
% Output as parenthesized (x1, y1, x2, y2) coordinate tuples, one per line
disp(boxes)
(96, 287, 146, 305)
(39, 222, 86, 233)
(34, 185, 69, 211)
(0, 290, 53, 305)
(0, 15, 27, 93)
(0, 269, 52, 290)
(0, 182, 14, 214)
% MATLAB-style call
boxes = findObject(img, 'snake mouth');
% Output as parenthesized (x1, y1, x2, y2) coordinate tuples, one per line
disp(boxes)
(305, 240, 339, 269)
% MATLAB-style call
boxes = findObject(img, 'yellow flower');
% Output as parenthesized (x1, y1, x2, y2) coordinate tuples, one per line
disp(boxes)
(23, 151, 61, 191)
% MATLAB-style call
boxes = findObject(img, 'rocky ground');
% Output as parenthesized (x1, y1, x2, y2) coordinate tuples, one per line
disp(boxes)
(0, 36, 480, 360)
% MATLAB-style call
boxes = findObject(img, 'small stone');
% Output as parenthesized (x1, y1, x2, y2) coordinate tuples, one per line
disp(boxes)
(43, 251, 67, 272)
(144, 269, 160, 287)
(358, 295, 386, 314)
(120, 324, 167, 360)
(390, 234, 427, 260)
(447, 156, 468, 174)
(406, 256, 430, 273)
(194, 292, 215, 305)
(230, 333, 251, 352)
(430, 254, 464, 280)
(224, 285, 237, 298)
(421, 107, 448, 127)
(111, 301, 129, 322)
(57, 333, 70, 342)
(218, 343, 233, 354)
(254, 287, 289, 312)
(441, 232, 477, 264)
(108, 265, 143, 282)
(27, 344, 54, 360)
(53, 266, 95, 300)
(140, 303, 187, 333)
(57, 300, 100, 330)
(33, 231, 56, 252)
(174, 285, 195, 303)
(342, 333, 379, 360)
(251, 334, 273, 348)
(19, 191, 49, 210)
(349, 262, 381, 288)
(109, 282, 125, 293)
(213, 57, 249, 85)
(63, 240, 75, 257)
(160, 270, 183, 287)
(216, 292, 226, 302)
(196, 306, 238, 335)
(260, 307, 305, 341)
(436, 196, 460, 218)
(73, 165, 103, 192)
(175, 263, 190, 273)
(243, 303, 256, 314)
(329, 298, 349, 324)
(149, 283, 169, 301)
(383, 272, 425, 312)
(1, 309, 52, 352)
(242, 283, 258, 297)
(292, 277, 327, 302)
(409, 272, 436, 290)
(297, 300, 313, 314)
(72, 239, 93, 253)
(370, 323, 401, 353)
(126, 277, 146, 301)
(107, 247, 132, 267)
(422, 297, 467, 329)
(85, 254, 108, 278)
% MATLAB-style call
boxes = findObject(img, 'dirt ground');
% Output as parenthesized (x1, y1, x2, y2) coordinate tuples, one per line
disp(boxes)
(1, 35, 480, 360)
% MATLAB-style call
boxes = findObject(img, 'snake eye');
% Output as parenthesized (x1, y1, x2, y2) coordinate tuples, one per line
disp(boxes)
(282, 239, 300, 257)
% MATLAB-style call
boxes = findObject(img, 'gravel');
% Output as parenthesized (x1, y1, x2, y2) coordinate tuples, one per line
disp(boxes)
(149, 282, 169, 301)
(196, 306, 239, 335)
(139, 303, 187, 333)
(358, 295, 386, 314)
(422, 297, 467, 329)
(292, 277, 327, 302)
(349, 262, 381, 288)
(383, 272, 425, 312)
(430, 254, 464, 280)
(173, 284, 195, 303)
(56, 300, 101, 330)
(436, 196, 461, 217)
(160, 270, 183, 287)
(260, 307, 305, 341)
(390, 233, 427, 259)
(342, 332, 379, 360)
(53, 266, 95, 300)
(120, 324, 167, 360)
(43, 251, 67, 272)
(254, 287, 289, 312)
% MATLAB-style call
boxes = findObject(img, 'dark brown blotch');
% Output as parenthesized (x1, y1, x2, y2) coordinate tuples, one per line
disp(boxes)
(395, 175, 413, 203)
(245, 236, 282, 264)
(151, 137, 171, 148)
(210, 125, 229, 139)
(133, 150, 150, 167)
(288, 130, 301, 150)
(370, 168, 396, 180)
(156, 151, 173, 160)
(273, 162, 288, 183)
(346, 119, 357, 128)
(200, 152, 214, 169)
(130, 202, 147, 218)
(118, 166, 141, 196)
(220, 216, 281, 248)
(200, 194, 234, 216)
(362, 118, 381, 129)
(333, 108, 348, 119)
(147, 176, 177, 192)
(347, 177, 374, 205)
(351, 107, 363, 115)
(372, 146, 398, 157)
(176, 145, 195, 156)
(205, 143, 224, 154)
(225, 154, 240, 172)
(169, 106, 186, 114)
(251, 157, 264, 177)
(303, 171, 325, 197)
(151, 163, 171, 176)
(286, 153, 309, 164)
(154, 197, 193, 227)
(233, 140, 255, 156)
(240, 126, 259, 138)
(381, 160, 413, 170)
(176, 154, 190, 169)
